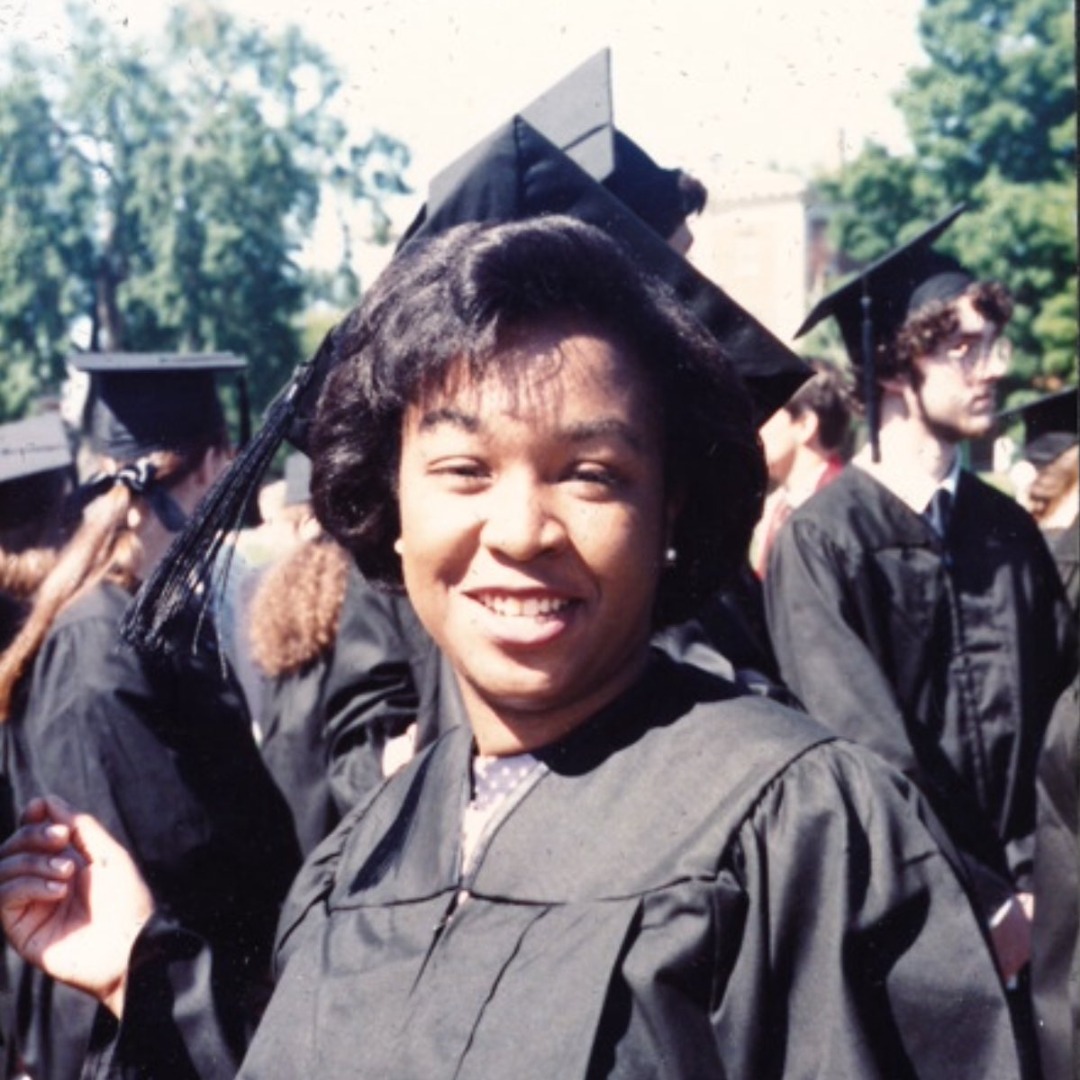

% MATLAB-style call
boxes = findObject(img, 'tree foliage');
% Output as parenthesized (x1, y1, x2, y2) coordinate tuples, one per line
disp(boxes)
(0, 4, 409, 420)
(811, 0, 1077, 398)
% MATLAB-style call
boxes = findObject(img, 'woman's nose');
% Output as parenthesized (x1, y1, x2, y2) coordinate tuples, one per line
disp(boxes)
(479, 475, 565, 561)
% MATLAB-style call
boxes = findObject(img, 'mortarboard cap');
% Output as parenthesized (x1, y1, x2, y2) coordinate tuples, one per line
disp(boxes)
(69, 352, 246, 460)
(0, 413, 75, 531)
(400, 55, 809, 424)
(604, 130, 689, 241)
(795, 204, 970, 459)
(417, 52, 689, 243)
(998, 386, 1078, 466)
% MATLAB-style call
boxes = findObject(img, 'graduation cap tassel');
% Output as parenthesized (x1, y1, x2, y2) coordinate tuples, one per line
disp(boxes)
(121, 334, 334, 656)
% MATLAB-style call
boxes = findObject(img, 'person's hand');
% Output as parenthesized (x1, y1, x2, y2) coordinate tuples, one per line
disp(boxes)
(989, 892, 1033, 985)
(0, 796, 154, 1016)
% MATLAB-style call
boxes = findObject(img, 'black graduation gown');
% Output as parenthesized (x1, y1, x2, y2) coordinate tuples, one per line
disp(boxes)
(101, 653, 1021, 1079)
(4, 581, 301, 1080)
(1030, 677, 1079, 1080)
(765, 467, 1077, 911)
(258, 657, 341, 859)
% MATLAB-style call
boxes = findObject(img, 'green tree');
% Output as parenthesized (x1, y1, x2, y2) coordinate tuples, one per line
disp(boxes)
(0, 4, 409, 421)
(811, 0, 1076, 398)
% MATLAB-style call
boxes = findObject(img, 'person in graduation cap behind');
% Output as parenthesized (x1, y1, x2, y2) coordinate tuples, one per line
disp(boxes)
(0, 354, 300, 1080)
(0, 215, 1027, 1080)
(0, 413, 77, 655)
(0, 411, 77, 1080)
(763, 207, 1077, 1034)
(1001, 386, 1079, 615)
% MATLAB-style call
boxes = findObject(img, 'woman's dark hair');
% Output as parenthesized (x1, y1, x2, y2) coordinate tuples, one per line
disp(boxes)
(310, 215, 764, 627)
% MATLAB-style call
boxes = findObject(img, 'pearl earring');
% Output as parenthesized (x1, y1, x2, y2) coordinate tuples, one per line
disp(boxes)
(663, 546, 678, 568)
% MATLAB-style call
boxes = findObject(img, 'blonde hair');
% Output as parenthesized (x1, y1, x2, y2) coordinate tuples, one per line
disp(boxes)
(248, 535, 350, 678)
(0, 548, 61, 603)
(0, 446, 208, 722)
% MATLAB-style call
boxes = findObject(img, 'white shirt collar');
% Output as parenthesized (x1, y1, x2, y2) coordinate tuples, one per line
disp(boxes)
(854, 444, 961, 516)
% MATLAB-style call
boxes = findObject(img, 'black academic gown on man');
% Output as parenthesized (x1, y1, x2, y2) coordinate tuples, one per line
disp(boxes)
(765, 466, 1077, 910)
(4, 581, 301, 1080)
(91, 651, 1021, 1079)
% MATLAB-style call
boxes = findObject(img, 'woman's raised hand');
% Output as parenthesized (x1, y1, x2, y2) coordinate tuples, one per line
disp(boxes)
(0, 795, 154, 1016)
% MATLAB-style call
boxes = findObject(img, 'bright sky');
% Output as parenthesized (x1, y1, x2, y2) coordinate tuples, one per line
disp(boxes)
(2, 0, 925, 172)
(1, 0, 927, 265)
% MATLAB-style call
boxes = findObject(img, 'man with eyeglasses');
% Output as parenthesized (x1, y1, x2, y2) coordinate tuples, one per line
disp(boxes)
(763, 208, 1076, 1068)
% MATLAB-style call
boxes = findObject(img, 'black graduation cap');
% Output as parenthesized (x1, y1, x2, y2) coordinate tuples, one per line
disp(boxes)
(69, 352, 247, 460)
(795, 204, 970, 460)
(0, 413, 75, 531)
(998, 386, 1078, 466)
(401, 53, 810, 424)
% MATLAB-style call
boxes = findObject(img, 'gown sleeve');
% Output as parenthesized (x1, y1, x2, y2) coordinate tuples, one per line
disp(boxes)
(712, 740, 1024, 1080)
(84, 815, 349, 1080)
(16, 614, 147, 848)
(321, 573, 426, 814)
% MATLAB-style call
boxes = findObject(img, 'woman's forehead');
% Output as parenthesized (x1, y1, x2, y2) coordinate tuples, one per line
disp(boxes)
(411, 334, 655, 426)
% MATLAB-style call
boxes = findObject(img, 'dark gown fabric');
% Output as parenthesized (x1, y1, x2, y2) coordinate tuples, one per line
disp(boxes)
(320, 568, 465, 814)
(258, 657, 340, 859)
(95, 653, 1021, 1079)
(765, 466, 1077, 913)
(4, 581, 301, 1080)
(1045, 514, 1079, 619)
(1030, 677, 1079, 1080)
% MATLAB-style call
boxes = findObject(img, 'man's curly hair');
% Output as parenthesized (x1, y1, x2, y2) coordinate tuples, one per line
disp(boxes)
(879, 280, 1014, 395)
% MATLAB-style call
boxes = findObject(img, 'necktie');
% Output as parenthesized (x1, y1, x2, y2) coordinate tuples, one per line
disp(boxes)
(927, 487, 953, 539)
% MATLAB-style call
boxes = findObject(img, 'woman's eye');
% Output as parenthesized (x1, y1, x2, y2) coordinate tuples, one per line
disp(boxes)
(568, 465, 619, 489)
(430, 459, 487, 484)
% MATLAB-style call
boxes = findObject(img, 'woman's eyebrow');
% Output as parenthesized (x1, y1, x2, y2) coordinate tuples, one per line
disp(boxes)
(416, 410, 647, 453)
(417, 406, 479, 433)
(564, 418, 647, 453)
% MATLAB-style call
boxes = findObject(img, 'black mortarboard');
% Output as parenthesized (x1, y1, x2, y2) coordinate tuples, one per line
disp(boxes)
(69, 352, 247, 460)
(795, 204, 970, 460)
(998, 386, 1078, 466)
(401, 55, 809, 423)
(604, 130, 689, 241)
(0, 413, 75, 531)
(416, 52, 687, 243)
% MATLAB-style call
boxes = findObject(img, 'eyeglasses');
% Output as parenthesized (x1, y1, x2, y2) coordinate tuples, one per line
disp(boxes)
(937, 334, 1013, 371)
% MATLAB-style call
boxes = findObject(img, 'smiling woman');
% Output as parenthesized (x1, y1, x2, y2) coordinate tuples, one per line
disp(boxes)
(394, 326, 671, 754)
(0, 217, 1026, 1079)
